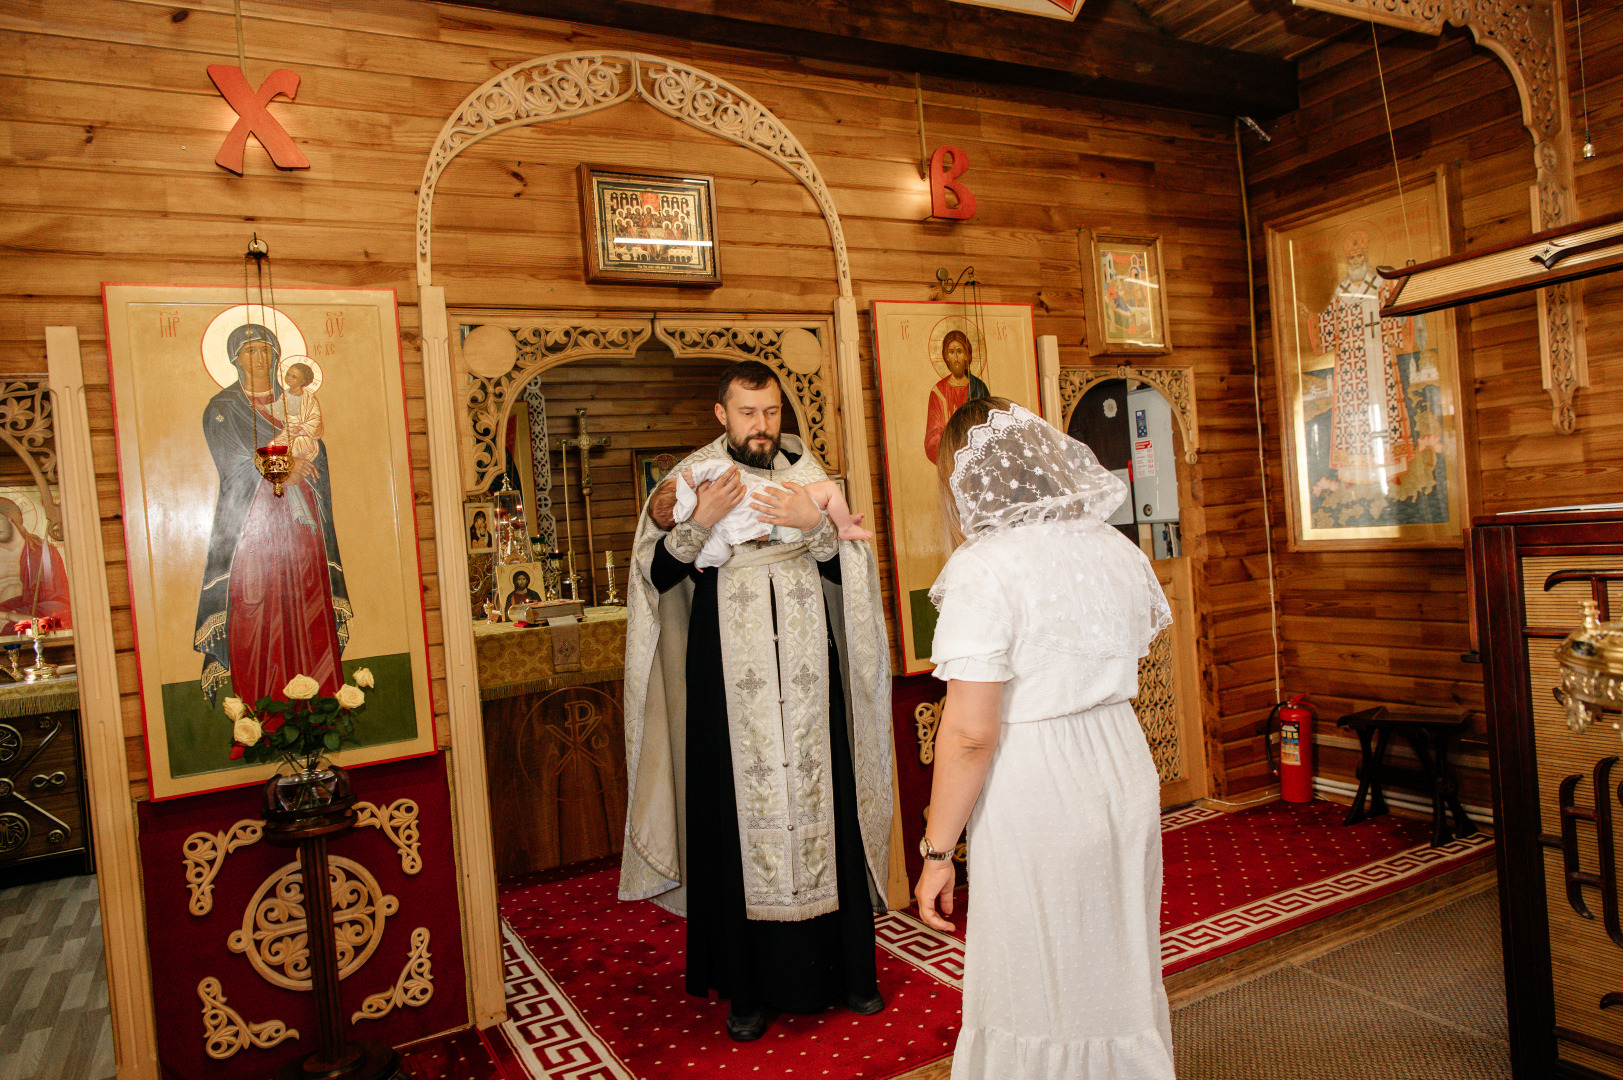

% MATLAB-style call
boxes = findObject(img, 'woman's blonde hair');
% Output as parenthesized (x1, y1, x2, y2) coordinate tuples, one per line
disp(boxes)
(936, 395, 1017, 550)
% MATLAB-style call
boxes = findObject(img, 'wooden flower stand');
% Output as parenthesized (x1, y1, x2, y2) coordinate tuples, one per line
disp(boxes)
(261, 766, 404, 1080)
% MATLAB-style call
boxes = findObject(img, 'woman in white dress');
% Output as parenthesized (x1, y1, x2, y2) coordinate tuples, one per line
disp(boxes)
(914, 397, 1175, 1080)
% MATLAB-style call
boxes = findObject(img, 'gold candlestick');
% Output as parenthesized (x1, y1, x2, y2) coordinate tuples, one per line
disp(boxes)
(22, 622, 57, 682)
(603, 550, 622, 606)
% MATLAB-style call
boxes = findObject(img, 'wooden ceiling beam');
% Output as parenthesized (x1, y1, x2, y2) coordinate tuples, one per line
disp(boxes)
(437, 0, 1299, 117)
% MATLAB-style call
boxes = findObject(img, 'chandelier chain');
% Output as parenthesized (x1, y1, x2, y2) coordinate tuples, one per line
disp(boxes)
(1372, 24, 1416, 265)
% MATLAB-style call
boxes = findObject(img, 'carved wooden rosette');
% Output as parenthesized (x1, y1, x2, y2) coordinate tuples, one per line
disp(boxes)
(226, 855, 400, 991)
(179, 799, 428, 1058)
(1293, 0, 1586, 431)
(1056, 365, 1201, 463)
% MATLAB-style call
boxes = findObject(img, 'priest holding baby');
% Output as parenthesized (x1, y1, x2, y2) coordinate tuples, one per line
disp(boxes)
(620, 360, 894, 1042)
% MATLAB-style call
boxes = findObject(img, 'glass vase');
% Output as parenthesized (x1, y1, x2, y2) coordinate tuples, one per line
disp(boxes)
(270, 759, 341, 814)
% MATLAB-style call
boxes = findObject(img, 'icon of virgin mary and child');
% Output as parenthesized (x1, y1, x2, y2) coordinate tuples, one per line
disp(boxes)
(192, 321, 351, 708)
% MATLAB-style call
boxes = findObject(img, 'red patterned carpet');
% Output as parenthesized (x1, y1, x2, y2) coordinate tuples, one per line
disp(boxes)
(484, 799, 1492, 1079)
(496, 867, 961, 1079)
(1156, 800, 1492, 973)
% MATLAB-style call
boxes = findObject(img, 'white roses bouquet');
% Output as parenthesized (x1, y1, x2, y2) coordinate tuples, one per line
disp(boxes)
(226, 667, 376, 775)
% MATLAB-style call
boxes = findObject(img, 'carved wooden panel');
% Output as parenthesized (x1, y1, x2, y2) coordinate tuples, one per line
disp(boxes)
(0, 377, 61, 538)
(1137, 556, 1207, 807)
(1057, 365, 1200, 462)
(454, 314, 844, 495)
(654, 316, 841, 476)
(450, 317, 651, 495)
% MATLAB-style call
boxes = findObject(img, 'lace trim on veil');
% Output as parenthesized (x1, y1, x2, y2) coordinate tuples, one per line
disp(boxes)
(930, 403, 1172, 663)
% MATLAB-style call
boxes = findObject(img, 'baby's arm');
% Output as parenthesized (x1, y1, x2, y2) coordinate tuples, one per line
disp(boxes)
(805, 480, 871, 541)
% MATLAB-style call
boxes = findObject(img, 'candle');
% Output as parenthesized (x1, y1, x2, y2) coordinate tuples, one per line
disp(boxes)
(259, 444, 289, 457)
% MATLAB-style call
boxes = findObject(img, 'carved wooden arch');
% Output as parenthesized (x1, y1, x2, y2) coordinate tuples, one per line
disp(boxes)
(1294, 0, 1585, 432)
(415, 52, 851, 298)
(453, 318, 652, 494)
(1057, 365, 1201, 463)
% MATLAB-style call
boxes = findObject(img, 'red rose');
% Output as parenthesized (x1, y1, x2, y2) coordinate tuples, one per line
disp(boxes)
(228, 744, 245, 760)
(261, 715, 285, 734)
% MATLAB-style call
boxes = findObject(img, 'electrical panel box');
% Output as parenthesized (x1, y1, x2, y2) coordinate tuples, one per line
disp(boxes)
(1106, 468, 1134, 527)
(1127, 387, 1178, 524)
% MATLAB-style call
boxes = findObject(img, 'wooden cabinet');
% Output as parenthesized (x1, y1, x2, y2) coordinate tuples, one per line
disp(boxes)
(475, 612, 629, 880)
(482, 682, 628, 880)
(0, 692, 90, 873)
(1474, 510, 1623, 1079)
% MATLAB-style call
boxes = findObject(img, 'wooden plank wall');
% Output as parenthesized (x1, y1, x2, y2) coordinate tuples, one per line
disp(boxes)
(1239, 11, 1623, 805)
(0, 0, 1271, 798)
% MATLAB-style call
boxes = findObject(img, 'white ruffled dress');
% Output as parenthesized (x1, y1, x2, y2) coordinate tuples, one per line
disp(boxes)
(931, 517, 1176, 1080)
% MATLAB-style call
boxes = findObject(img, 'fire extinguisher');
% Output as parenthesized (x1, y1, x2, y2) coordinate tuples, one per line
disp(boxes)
(1263, 694, 1316, 803)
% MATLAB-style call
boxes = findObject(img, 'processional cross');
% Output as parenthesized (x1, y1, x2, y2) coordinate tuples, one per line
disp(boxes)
(557, 408, 610, 604)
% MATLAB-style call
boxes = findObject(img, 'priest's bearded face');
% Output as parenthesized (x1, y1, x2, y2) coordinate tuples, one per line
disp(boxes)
(715, 379, 783, 469)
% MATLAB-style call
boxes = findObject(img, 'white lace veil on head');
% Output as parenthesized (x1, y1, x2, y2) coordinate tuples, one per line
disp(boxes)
(946, 402, 1127, 541)
(930, 401, 1171, 666)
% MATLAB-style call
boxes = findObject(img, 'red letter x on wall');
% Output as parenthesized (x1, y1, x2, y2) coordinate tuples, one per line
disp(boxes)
(208, 64, 311, 174)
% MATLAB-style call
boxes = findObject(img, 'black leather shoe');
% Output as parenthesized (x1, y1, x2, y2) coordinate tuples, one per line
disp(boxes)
(726, 1008, 769, 1042)
(844, 989, 886, 1015)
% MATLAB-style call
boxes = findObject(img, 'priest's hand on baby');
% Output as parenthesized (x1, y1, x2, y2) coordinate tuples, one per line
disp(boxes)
(753, 481, 822, 532)
(692, 465, 746, 528)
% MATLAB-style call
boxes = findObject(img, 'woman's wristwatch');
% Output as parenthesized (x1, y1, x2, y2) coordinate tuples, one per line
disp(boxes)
(919, 836, 953, 861)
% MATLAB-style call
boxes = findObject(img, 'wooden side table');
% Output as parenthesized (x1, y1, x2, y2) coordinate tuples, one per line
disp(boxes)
(1339, 705, 1479, 848)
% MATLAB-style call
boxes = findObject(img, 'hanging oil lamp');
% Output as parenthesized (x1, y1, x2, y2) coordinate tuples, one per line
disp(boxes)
(1554, 600, 1623, 738)
(256, 444, 295, 496)
(242, 234, 294, 497)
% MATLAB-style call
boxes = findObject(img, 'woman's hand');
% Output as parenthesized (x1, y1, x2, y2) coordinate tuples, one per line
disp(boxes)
(915, 855, 958, 932)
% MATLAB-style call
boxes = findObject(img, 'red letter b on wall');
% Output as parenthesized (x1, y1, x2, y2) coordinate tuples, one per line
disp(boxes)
(928, 145, 976, 220)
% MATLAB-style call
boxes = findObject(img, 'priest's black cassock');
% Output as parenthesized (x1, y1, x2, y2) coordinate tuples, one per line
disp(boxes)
(648, 446, 878, 1016)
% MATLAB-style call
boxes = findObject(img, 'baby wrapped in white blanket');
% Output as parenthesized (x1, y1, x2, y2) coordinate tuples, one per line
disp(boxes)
(672, 458, 872, 569)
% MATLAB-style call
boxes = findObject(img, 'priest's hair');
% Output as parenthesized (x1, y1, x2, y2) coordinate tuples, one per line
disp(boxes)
(717, 359, 782, 404)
